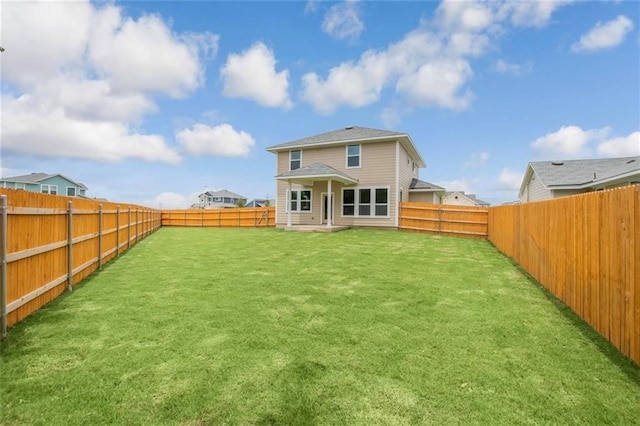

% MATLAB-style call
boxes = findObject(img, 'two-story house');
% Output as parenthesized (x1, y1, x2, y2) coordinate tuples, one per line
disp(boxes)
(197, 189, 245, 209)
(266, 126, 428, 229)
(0, 173, 88, 197)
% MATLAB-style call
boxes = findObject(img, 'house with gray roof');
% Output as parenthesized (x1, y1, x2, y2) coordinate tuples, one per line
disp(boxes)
(519, 156, 640, 203)
(196, 189, 245, 209)
(266, 125, 428, 229)
(442, 191, 490, 207)
(0, 172, 87, 197)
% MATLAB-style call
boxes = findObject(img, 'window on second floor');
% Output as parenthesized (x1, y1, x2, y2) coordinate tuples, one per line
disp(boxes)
(67, 187, 76, 196)
(41, 184, 58, 195)
(290, 150, 301, 170)
(347, 144, 360, 168)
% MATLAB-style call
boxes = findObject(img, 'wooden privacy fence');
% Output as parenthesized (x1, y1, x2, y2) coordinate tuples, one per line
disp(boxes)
(399, 202, 488, 238)
(488, 185, 640, 365)
(0, 189, 161, 334)
(162, 207, 275, 227)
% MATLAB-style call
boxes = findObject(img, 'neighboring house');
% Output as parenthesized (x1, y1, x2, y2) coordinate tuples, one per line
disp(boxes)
(245, 198, 273, 208)
(408, 179, 445, 204)
(442, 191, 490, 207)
(266, 126, 426, 229)
(0, 172, 87, 197)
(197, 189, 245, 208)
(519, 156, 640, 203)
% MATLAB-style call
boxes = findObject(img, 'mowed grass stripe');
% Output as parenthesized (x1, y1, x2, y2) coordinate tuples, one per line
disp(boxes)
(1, 228, 638, 425)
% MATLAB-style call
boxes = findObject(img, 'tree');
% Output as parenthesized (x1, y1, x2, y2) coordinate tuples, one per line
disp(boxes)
(236, 198, 246, 208)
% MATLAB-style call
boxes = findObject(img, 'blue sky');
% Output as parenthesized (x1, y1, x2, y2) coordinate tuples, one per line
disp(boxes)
(1, 0, 638, 207)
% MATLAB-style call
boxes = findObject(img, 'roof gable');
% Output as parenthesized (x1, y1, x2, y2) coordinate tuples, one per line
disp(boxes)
(266, 125, 426, 168)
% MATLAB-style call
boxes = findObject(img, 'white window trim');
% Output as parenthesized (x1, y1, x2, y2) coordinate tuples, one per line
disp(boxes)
(346, 144, 361, 169)
(41, 184, 58, 195)
(66, 186, 76, 196)
(285, 189, 313, 213)
(289, 150, 302, 171)
(341, 186, 390, 218)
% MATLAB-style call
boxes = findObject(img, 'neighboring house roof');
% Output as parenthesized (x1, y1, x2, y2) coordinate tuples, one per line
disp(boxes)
(201, 189, 244, 199)
(409, 178, 444, 191)
(445, 191, 490, 206)
(275, 162, 359, 185)
(1, 172, 88, 189)
(519, 156, 640, 197)
(266, 126, 426, 168)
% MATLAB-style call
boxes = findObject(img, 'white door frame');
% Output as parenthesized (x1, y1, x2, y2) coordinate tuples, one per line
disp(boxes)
(321, 192, 335, 225)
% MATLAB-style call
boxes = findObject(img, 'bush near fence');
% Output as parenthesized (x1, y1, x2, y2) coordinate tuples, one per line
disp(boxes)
(399, 202, 488, 239)
(0, 189, 160, 331)
(161, 207, 275, 228)
(488, 185, 640, 365)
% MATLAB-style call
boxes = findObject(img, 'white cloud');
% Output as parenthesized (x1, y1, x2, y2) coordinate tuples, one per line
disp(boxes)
(147, 192, 194, 209)
(0, 1, 215, 164)
(301, 0, 571, 115)
(221, 42, 292, 109)
(465, 152, 490, 167)
(571, 15, 634, 52)
(597, 131, 640, 157)
(322, 1, 365, 41)
(176, 124, 255, 157)
(381, 107, 401, 128)
(1, 95, 181, 163)
(498, 167, 524, 190)
(531, 125, 612, 158)
(305, 0, 320, 15)
(493, 59, 532, 75)
(436, 179, 472, 193)
(530, 126, 640, 159)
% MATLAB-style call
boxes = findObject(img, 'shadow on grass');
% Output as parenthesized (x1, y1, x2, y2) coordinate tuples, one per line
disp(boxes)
(496, 252, 640, 384)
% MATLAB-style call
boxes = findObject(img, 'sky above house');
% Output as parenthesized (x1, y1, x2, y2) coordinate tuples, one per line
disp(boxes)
(1, 0, 638, 207)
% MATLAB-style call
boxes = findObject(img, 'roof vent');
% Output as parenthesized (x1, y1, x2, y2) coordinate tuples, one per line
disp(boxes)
(344, 126, 354, 130)
(551, 161, 564, 166)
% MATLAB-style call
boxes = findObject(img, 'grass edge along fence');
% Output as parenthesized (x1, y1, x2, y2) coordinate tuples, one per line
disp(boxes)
(161, 206, 275, 227)
(488, 185, 640, 365)
(399, 202, 488, 239)
(0, 188, 160, 334)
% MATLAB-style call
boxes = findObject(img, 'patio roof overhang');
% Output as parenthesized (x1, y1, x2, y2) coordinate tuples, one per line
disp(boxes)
(275, 162, 358, 186)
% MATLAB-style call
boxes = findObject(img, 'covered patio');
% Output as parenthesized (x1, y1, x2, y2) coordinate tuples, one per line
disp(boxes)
(275, 162, 358, 231)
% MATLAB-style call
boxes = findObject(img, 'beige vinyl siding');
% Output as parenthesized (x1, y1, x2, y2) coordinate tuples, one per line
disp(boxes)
(398, 144, 417, 202)
(443, 193, 477, 206)
(409, 192, 439, 203)
(551, 189, 588, 198)
(274, 142, 400, 227)
(522, 171, 551, 202)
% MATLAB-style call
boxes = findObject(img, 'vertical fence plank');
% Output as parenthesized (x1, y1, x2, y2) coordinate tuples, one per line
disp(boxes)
(0, 195, 7, 337)
(67, 200, 73, 292)
(98, 204, 103, 270)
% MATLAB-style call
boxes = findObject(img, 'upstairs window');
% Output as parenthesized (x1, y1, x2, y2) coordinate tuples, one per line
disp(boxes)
(67, 187, 76, 196)
(41, 184, 58, 195)
(347, 144, 360, 168)
(290, 150, 301, 170)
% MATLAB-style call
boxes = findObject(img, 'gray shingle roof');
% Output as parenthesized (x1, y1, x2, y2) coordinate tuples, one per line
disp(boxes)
(409, 178, 444, 191)
(530, 156, 639, 187)
(276, 163, 358, 184)
(267, 126, 406, 150)
(1, 172, 88, 189)
(203, 189, 244, 198)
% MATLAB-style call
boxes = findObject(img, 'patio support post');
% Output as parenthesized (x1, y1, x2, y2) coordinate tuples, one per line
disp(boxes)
(327, 179, 332, 227)
(1, 195, 8, 338)
(287, 181, 292, 227)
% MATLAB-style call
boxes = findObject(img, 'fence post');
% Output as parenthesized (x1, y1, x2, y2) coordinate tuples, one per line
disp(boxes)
(0, 195, 8, 338)
(116, 206, 120, 257)
(67, 201, 73, 292)
(127, 208, 131, 250)
(136, 209, 139, 242)
(437, 206, 442, 235)
(238, 208, 241, 227)
(98, 204, 103, 270)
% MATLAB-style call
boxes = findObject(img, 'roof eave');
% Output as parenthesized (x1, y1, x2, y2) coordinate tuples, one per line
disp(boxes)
(275, 173, 358, 186)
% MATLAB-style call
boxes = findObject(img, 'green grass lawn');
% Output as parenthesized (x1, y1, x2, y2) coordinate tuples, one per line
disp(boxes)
(1, 228, 639, 425)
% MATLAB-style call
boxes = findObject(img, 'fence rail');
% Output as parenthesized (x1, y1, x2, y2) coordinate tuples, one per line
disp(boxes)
(161, 207, 275, 228)
(488, 185, 640, 365)
(0, 189, 160, 333)
(399, 202, 488, 238)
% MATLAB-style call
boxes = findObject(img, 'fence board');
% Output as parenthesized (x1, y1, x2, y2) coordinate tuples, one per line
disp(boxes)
(0, 189, 160, 328)
(488, 185, 639, 365)
(399, 202, 488, 239)
(161, 207, 275, 228)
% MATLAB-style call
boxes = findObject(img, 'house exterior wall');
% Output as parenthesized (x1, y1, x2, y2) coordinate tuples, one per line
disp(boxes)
(275, 141, 404, 228)
(1, 176, 85, 197)
(521, 171, 551, 202)
(409, 192, 440, 204)
(442, 193, 477, 206)
(551, 189, 588, 198)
